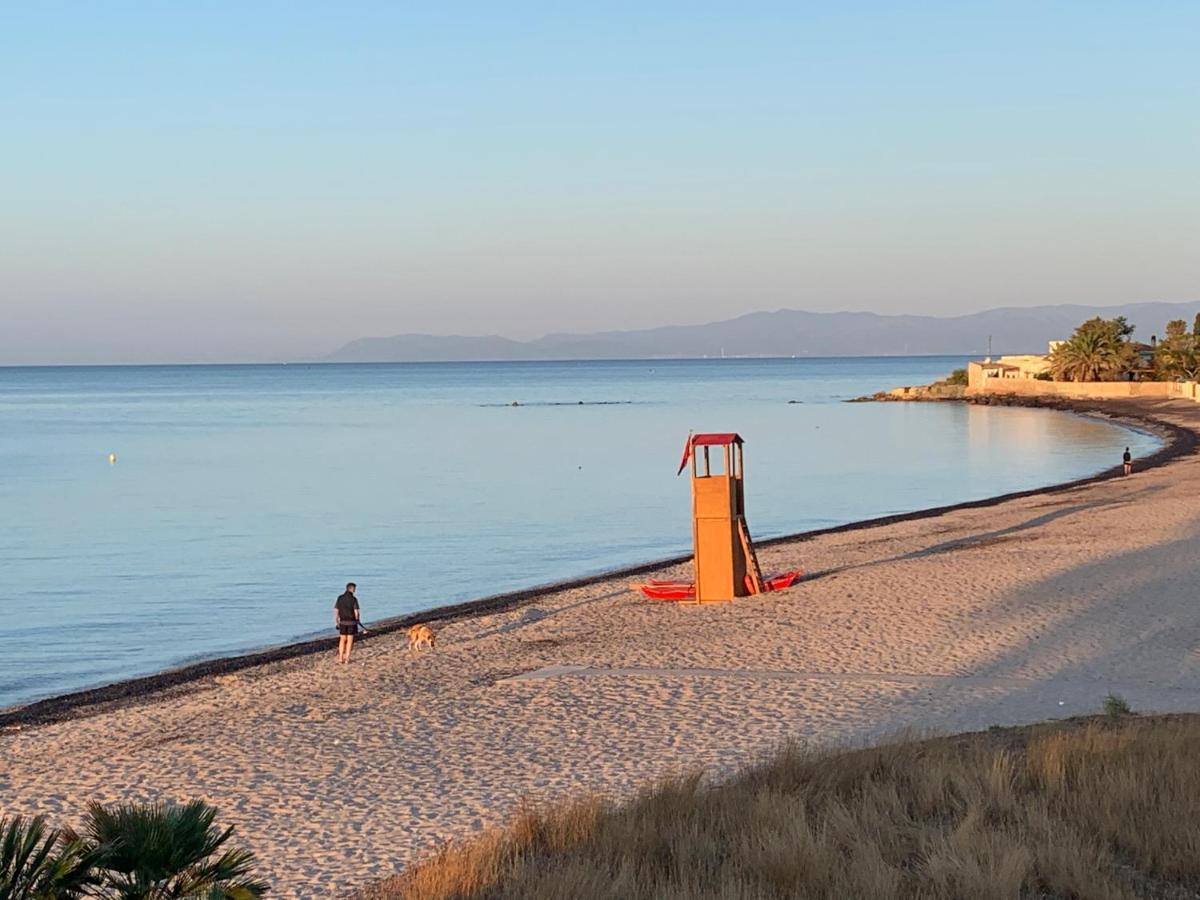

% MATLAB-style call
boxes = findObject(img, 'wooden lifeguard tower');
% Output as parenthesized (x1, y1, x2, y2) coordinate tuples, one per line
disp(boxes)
(686, 433, 755, 602)
(631, 432, 803, 603)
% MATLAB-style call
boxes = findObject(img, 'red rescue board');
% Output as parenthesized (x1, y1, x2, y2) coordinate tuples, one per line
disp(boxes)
(631, 570, 802, 602)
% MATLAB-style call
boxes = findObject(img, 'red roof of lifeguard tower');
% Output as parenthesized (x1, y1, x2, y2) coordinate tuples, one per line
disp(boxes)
(677, 432, 744, 475)
(690, 433, 743, 446)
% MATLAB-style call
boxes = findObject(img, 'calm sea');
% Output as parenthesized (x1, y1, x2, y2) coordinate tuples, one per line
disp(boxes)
(0, 358, 1159, 708)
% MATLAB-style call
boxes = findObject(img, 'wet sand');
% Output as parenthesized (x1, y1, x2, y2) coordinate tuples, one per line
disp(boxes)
(4, 396, 1200, 898)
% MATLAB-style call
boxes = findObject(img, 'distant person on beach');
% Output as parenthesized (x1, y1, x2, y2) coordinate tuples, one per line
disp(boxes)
(1123, 447, 1132, 476)
(335, 582, 361, 664)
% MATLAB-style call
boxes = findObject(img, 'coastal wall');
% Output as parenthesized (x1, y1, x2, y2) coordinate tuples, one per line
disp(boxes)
(965, 359, 1200, 403)
(967, 378, 1199, 402)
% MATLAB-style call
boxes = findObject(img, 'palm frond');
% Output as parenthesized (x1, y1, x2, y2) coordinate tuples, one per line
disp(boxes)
(84, 801, 267, 898)
(0, 815, 97, 900)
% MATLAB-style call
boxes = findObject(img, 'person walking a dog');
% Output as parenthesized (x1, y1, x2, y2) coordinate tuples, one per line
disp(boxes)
(334, 582, 362, 664)
(1123, 447, 1132, 476)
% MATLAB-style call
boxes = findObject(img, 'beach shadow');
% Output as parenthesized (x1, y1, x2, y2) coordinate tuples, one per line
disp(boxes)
(897, 503, 1116, 560)
(972, 522, 1200, 685)
(802, 487, 1164, 582)
(840, 512, 1200, 743)
(470, 588, 628, 641)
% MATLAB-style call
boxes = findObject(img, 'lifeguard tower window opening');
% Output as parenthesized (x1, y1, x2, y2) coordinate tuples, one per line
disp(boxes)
(691, 438, 743, 480)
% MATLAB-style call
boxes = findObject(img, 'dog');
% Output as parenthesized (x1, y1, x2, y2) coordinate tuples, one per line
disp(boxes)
(407, 624, 435, 651)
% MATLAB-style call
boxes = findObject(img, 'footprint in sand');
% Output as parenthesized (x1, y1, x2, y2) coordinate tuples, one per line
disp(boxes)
(283, 703, 328, 722)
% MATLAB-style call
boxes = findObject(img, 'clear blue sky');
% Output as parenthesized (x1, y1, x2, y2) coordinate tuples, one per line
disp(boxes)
(2, 2, 1197, 363)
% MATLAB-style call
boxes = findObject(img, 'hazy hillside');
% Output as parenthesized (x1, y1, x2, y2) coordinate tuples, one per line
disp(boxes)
(327, 301, 1200, 362)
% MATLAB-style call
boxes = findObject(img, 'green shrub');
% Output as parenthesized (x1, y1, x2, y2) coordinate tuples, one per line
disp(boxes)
(1103, 693, 1132, 719)
(945, 368, 968, 386)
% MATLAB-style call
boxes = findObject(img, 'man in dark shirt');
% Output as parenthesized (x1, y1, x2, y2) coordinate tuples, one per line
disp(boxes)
(1123, 447, 1132, 476)
(334, 582, 361, 664)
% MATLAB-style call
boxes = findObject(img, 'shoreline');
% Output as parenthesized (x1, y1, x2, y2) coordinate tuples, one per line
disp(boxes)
(3, 394, 1190, 732)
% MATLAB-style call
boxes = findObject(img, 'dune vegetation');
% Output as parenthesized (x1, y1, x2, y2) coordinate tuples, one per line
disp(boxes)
(363, 710, 1200, 900)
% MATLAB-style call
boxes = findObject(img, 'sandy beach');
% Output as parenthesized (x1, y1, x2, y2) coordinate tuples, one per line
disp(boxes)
(5, 396, 1200, 898)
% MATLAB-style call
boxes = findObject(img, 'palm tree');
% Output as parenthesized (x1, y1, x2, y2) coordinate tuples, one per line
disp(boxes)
(1049, 326, 1134, 382)
(0, 815, 97, 900)
(1155, 332, 1200, 381)
(73, 801, 267, 899)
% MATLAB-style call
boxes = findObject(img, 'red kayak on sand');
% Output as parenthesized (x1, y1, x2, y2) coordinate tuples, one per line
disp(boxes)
(631, 570, 803, 602)
(761, 570, 804, 591)
(633, 582, 696, 601)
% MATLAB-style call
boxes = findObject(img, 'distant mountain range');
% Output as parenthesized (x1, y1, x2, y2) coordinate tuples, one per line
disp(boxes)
(326, 301, 1200, 362)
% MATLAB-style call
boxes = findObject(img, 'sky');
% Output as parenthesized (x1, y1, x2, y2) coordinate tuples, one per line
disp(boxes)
(2, 2, 1198, 364)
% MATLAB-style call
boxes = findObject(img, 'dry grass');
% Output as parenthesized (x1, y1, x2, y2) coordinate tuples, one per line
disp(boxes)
(359, 715, 1200, 900)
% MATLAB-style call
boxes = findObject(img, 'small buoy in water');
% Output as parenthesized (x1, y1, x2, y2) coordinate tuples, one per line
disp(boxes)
(108, 453, 117, 465)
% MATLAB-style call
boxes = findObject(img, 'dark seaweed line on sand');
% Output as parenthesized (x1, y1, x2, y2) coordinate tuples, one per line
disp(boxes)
(3, 395, 1194, 730)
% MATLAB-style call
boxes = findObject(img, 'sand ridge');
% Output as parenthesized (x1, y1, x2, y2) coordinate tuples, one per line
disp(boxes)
(5, 397, 1200, 897)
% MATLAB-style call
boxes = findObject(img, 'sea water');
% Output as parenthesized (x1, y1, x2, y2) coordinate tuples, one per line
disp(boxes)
(0, 358, 1159, 708)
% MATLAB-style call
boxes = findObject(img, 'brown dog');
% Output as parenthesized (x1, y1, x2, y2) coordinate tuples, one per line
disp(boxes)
(408, 624, 435, 651)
